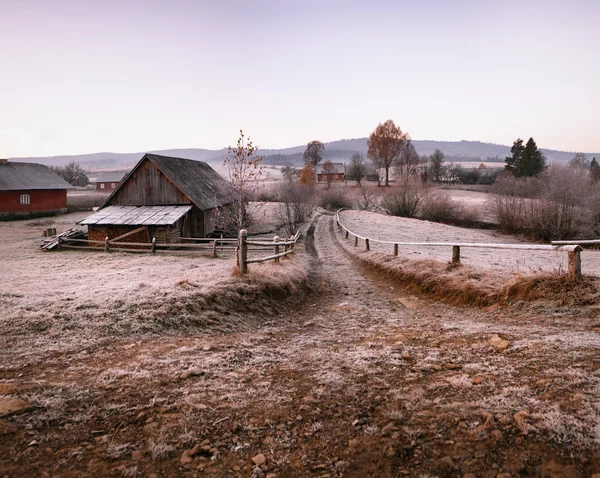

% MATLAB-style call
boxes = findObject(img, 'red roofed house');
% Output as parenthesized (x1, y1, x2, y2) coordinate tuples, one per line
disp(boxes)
(0, 160, 74, 219)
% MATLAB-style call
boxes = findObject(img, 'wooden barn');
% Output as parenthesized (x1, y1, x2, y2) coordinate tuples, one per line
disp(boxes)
(79, 154, 233, 243)
(0, 160, 73, 219)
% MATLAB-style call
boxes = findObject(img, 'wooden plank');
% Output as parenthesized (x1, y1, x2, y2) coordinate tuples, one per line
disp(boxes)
(246, 249, 294, 264)
(108, 226, 148, 243)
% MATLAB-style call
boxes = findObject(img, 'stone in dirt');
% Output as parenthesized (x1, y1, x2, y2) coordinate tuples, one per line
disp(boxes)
(514, 410, 530, 435)
(0, 383, 42, 395)
(472, 376, 484, 385)
(0, 419, 18, 435)
(180, 450, 193, 465)
(489, 334, 510, 350)
(394, 297, 424, 309)
(0, 398, 32, 418)
(252, 453, 267, 466)
(180, 368, 204, 380)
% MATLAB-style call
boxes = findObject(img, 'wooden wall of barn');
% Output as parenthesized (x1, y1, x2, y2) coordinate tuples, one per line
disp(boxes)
(0, 190, 67, 214)
(109, 159, 191, 207)
(88, 222, 185, 244)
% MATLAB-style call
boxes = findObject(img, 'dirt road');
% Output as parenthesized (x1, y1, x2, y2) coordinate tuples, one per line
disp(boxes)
(1, 213, 599, 477)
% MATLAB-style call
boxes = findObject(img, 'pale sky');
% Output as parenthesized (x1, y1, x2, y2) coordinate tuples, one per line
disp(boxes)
(1, 0, 599, 157)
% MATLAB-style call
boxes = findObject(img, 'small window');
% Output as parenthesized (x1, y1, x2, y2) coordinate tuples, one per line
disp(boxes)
(20, 194, 30, 205)
(111, 183, 116, 188)
(100, 183, 105, 189)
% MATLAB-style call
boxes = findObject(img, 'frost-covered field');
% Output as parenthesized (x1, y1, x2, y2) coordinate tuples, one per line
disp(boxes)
(339, 210, 600, 277)
(0, 210, 306, 364)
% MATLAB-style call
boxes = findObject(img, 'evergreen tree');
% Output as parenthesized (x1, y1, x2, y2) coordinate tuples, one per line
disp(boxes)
(590, 157, 600, 183)
(505, 137, 546, 177)
(519, 137, 546, 177)
(505, 138, 524, 175)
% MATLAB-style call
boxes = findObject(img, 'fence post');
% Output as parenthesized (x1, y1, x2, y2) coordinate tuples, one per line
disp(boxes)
(104, 236, 109, 253)
(354, 235, 358, 247)
(345, 230, 349, 239)
(365, 238, 370, 251)
(394, 244, 398, 256)
(452, 245, 460, 264)
(568, 246, 582, 280)
(274, 236, 280, 263)
(211, 239, 218, 258)
(239, 229, 248, 274)
(151, 237, 156, 254)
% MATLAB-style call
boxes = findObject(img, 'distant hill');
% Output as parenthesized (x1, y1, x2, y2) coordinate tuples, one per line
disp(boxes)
(8, 139, 600, 170)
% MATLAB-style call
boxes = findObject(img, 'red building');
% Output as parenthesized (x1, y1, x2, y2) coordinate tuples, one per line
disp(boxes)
(0, 160, 74, 219)
(95, 171, 127, 192)
(315, 162, 346, 183)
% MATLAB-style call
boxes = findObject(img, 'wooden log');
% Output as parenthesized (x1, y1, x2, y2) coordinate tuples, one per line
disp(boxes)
(239, 229, 248, 274)
(274, 236, 280, 263)
(246, 250, 294, 263)
(452, 245, 460, 264)
(568, 247, 582, 280)
(393, 244, 398, 256)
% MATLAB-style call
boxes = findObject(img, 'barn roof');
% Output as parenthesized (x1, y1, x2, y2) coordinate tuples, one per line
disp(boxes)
(79, 205, 193, 226)
(94, 170, 128, 183)
(0, 161, 74, 191)
(102, 154, 233, 211)
(315, 162, 345, 175)
(145, 154, 233, 210)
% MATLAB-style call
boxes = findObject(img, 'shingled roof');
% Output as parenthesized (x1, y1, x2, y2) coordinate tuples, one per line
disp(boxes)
(104, 154, 234, 211)
(0, 161, 74, 191)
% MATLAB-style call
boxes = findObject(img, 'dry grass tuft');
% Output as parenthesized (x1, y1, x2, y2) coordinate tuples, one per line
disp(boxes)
(355, 251, 599, 308)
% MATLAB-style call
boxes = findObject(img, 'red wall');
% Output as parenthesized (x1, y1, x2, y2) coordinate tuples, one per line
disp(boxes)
(96, 181, 119, 192)
(0, 190, 67, 213)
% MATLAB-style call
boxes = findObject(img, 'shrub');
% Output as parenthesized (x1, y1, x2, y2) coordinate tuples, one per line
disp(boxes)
(318, 188, 352, 211)
(355, 186, 380, 211)
(420, 191, 480, 225)
(381, 173, 431, 217)
(275, 181, 314, 235)
(489, 165, 596, 240)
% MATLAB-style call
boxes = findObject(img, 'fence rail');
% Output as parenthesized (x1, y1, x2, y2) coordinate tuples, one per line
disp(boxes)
(335, 209, 583, 280)
(238, 229, 301, 274)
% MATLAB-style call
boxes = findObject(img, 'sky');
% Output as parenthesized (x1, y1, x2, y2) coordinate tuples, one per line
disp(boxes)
(1, 0, 599, 157)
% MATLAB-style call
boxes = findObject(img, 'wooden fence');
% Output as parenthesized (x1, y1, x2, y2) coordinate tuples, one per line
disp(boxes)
(335, 210, 584, 280)
(237, 229, 301, 274)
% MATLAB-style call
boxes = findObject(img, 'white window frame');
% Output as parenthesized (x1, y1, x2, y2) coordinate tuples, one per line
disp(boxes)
(100, 183, 105, 189)
(111, 183, 116, 188)
(20, 194, 30, 205)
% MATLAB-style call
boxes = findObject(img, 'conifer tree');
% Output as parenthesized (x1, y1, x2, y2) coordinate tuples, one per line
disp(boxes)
(505, 137, 546, 177)
(590, 157, 600, 182)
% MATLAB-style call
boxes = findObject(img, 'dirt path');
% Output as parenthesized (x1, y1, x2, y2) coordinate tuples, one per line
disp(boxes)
(1, 214, 600, 477)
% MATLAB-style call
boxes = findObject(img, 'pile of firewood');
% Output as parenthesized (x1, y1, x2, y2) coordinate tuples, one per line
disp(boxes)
(41, 228, 85, 250)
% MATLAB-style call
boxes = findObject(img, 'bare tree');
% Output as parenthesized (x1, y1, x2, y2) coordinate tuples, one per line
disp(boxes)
(321, 160, 335, 188)
(50, 161, 85, 184)
(216, 130, 263, 235)
(429, 149, 445, 182)
(303, 140, 325, 167)
(382, 171, 431, 217)
(569, 152, 589, 169)
(275, 179, 314, 235)
(347, 153, 368, 185)
(396, 140, 421, 177)
(367, 120, 409, 186)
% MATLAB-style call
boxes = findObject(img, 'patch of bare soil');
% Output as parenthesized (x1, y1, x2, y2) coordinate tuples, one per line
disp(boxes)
(1, 214, 600, 477)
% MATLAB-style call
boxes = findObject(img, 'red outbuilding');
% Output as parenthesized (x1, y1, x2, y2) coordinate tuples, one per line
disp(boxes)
(0, 160, 74, 219)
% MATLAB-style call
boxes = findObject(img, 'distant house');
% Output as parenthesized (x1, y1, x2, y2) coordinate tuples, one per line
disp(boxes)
(72, 172, 89, 187)
(315, 162, 345, 183)
(79, 154, 233, 243)
(0, 160, 74, 219)
(95, 171, 127, 192)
